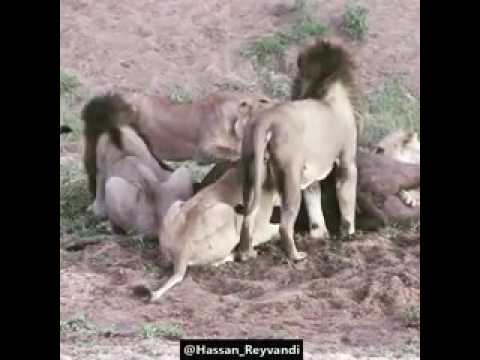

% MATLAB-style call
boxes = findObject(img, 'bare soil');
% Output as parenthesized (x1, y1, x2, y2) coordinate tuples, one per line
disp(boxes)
(60, 0, 420, 358)
(60, 0, 419, 97)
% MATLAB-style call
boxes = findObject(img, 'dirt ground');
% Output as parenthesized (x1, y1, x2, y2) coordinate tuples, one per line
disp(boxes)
(60, 0, 420, 358)
(60, 0, 419, 97)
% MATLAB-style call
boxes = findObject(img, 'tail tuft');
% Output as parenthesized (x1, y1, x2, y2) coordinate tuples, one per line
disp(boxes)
(82, 93, 135, 197)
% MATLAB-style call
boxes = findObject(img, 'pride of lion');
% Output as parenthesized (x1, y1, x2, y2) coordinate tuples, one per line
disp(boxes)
(80, 38, 419, 300)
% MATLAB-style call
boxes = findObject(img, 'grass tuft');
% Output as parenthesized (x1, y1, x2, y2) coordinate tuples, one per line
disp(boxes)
(141, 322, 184, 339)
(361, 76, 420, 144)
(342, 1, 369, 41)
(60, 160, 108, 238)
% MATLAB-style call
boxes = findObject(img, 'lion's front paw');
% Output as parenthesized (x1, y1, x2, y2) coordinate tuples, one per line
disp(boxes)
(399, 190, 419, 207)
(289, 250, 308, 262)
(309, 227, 330, 240)
(339, 220, 355, 241)
(236, 248, 258, 262)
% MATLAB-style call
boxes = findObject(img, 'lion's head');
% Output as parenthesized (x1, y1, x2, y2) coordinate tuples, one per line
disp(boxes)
(375, 129, 420, 165)
(194, 92, 275, 164)
(291, 37, 356, 101)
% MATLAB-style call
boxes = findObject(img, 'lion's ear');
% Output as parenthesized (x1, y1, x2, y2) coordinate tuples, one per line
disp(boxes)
(239, 99, 253, 113)
(404, 132, 418, 145)
(255, 97, 273, 111)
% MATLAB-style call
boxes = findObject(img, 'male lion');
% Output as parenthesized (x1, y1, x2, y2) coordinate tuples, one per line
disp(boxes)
(82, 94, 194, 235)
(239, 38, 358, 261)
(82, 91, 272, 214)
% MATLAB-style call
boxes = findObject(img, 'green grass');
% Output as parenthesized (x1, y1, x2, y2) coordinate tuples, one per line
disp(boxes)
(60, 69, 88, 138)
(342, 1, 369, 41)
(60, 70, 106, 239)
(260, 70, 291, 99)
(168, 85, 193, 104)
(141, 322, 184, 339)
(402, 305, 420, 329)
(288, 19, 327, 42)
(60, 314, 97, 337)
(243, 0, 326, 65)
(243, 33, 291, 66)
(60, 70, 81, 96)
(361, 76, 420, 144)
(246, 25, 326, 65)
(244, 20, 327, 67)
(60, 160, 108, 238)
(242, 0, 326, 99)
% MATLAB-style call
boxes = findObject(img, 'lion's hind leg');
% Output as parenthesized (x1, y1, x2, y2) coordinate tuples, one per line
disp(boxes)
(277, 163, 307, 261)
(336, 150, 358, 239)
(150, 253, 188, 303)
(303, 181, 329, 239)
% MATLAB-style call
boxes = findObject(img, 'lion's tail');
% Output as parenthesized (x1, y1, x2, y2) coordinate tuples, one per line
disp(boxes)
(81, 93, 135, 148)
(81, 93, 135, 197)
(243, 122, 271, 216)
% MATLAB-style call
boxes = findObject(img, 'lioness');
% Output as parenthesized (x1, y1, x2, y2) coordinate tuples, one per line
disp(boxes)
(82, 90, 272, 202)
(375, 129, 420, 164)
(146, 162, 279, 301)
(239, 38, 358, 261)
(84, 96, 194, 235)
(375, 129, 420, 208)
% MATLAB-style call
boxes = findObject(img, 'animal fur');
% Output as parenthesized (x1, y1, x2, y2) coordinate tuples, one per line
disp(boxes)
(88, 121, 193, 236)
(239, 38, 358, 261)
(81, 91, 273, 199)
(147, 162, 279, 302)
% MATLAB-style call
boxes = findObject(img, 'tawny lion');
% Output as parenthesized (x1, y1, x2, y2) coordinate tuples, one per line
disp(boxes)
(239, 38, 358, 261)
(146, 162, 279, 302)
(82, 94, 194, 235)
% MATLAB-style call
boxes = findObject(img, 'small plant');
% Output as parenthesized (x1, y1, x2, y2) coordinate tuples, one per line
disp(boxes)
(60, 70, 81, 97)
(60, 160, 108, 238)
(216, 80, 249, 92)
(260, 70, 291, 100)
(244, 17, 326, 67)
(60, 69, 88, 138)
(342, 1, 369, 41)
(243, 34, 290, 66)
(168, 85, 193, 104)
(60, 314, 96, 336)
(243, 0, 327, 99)
(402, 305, 420, 329)
(362, 76, 420, 144)
(141, 322, 184, 339)
(288, 19, 327, 42)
